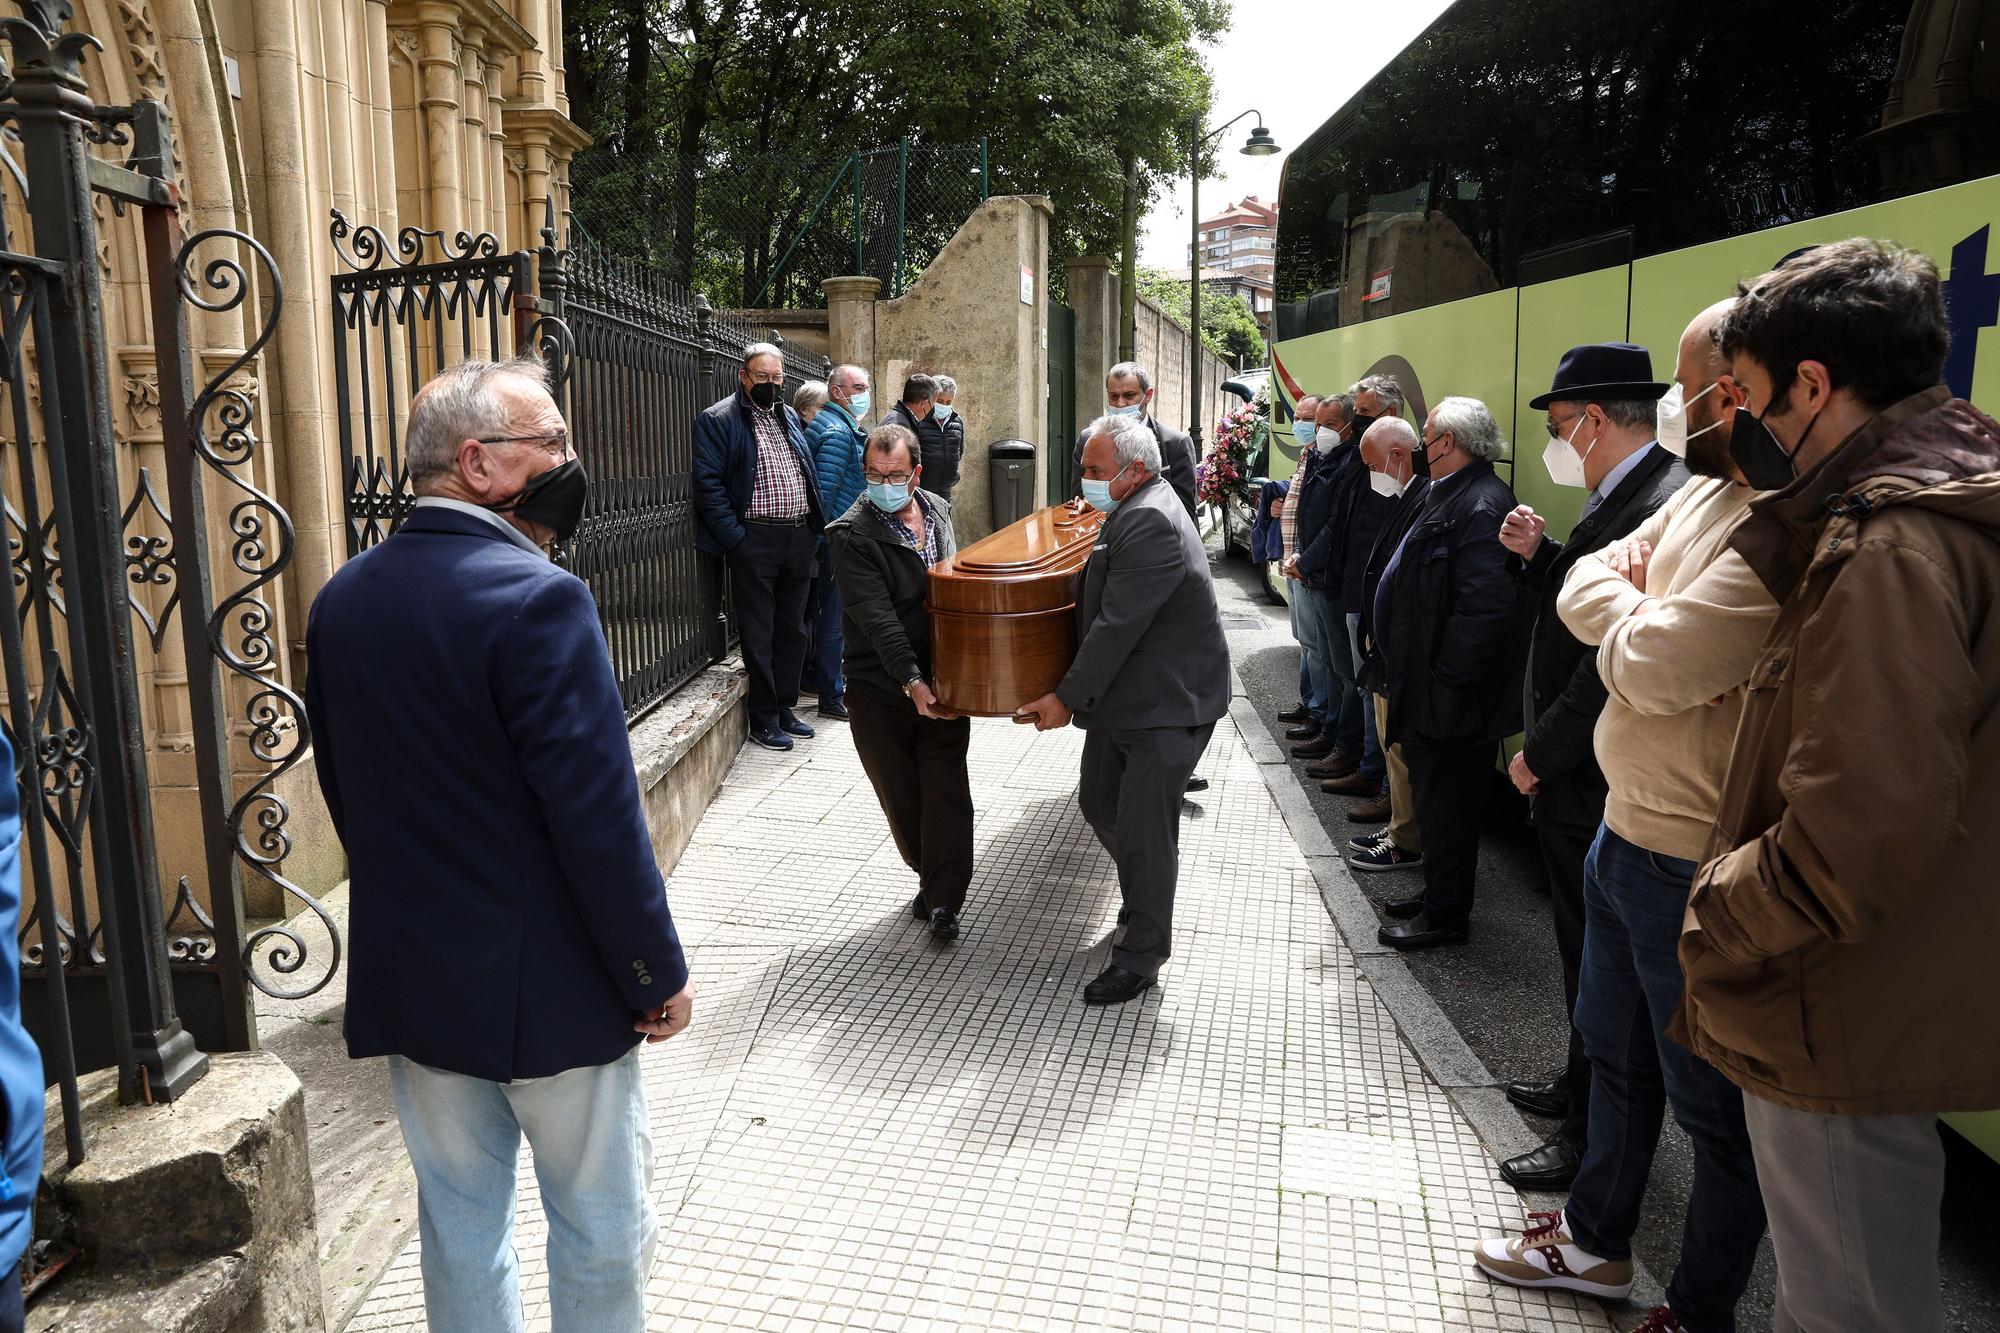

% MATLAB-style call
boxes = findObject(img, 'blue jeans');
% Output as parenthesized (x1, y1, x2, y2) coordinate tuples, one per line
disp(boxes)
(814, 553, 844, 705)
(1564, 827, 1766, 1333)
(1290, 580, 1335, 729)
(1312, 588, 1363, 755)
(389, 1048, 657, 1333)
(1288, 579, 1324, 717)
(1344, 612, 1384, 783)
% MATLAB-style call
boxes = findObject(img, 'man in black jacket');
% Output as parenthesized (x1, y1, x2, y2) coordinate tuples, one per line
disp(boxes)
(1349, 419, 1428, 872)
(884, 374, 960, 497)
(1071, 362, 1198, 520)
(1490, 344, 1687, 1191)
(1317, 393, 1402, 802)
(826, 423, 974, 942)
(1374, 396, 1532, 950)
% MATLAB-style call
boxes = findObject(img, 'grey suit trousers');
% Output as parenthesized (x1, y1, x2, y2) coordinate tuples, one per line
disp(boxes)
(1077, 722, 1215, 977)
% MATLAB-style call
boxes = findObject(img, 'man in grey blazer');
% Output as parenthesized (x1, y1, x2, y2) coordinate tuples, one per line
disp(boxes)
(1071, 362, 1199, 520)
(1018, 413, 1232, 1004)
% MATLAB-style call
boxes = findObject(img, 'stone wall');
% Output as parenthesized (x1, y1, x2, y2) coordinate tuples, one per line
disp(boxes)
(822, 195, 1054, 547)
(1063, 257, 1234, 457)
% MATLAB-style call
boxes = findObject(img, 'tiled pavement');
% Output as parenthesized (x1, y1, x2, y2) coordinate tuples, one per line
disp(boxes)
(348, 707, 1619, 1332)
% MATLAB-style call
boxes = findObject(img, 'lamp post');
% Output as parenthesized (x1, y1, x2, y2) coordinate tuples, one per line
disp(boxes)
(1189, 111, 1279, 453)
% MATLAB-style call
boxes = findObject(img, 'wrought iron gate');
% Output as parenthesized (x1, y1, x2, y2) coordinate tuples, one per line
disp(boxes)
(0, 2, 333, 1170)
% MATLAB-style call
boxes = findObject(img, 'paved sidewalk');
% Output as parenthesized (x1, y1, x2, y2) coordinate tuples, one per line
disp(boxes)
(349, 704, 1618, 1332)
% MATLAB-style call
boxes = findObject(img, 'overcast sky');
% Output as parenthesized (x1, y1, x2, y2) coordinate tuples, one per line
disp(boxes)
(1138, 0, 1456, 268)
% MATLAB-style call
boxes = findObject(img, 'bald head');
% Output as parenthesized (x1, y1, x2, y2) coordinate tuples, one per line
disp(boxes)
(1673, 298, 1748, 481)
(1682, 298, 1735, 382)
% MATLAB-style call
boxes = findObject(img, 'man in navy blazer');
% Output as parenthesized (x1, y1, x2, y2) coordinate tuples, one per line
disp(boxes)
(306, 356, 692, 1333)
(694, 342, 826, 750)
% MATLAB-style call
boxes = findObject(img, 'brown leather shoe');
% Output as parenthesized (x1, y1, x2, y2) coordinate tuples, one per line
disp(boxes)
(1304, 750, 1359, 779)
(1347, 794, 1392, 823)
(1291, 735, 1335, 759)
(1320, 772, 1379, 796)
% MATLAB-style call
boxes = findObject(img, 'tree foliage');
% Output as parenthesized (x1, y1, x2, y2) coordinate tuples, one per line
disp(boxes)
(1134, 266, 1263, 366)
(563, 0, 1230, 301)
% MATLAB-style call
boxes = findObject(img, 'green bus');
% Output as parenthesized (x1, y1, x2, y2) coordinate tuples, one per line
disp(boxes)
(1267, 0, 2000, 1159)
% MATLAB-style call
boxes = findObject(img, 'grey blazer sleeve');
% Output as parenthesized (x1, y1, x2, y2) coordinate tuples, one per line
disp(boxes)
(1057, 505, 1184, 712)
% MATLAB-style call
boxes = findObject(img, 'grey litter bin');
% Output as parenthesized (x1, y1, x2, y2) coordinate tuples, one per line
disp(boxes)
(988, 439, 1036, 530)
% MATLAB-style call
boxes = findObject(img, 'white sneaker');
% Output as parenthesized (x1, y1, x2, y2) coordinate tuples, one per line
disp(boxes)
(1471, 1209, 1634, 1299)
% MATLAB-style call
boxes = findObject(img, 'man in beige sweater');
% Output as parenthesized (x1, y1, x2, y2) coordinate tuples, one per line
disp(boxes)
(1471, 301, 1778, 1333)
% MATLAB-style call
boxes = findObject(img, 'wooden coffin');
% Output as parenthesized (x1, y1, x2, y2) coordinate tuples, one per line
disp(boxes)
(929, 503, 1107, 717)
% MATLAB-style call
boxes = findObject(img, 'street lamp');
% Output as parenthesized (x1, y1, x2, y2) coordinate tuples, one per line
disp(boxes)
(1189, 110, 1280, 454)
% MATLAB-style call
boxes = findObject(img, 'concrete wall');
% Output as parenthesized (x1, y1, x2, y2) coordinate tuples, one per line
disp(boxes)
(1064, 258, 1234, 455)
(824, 195, 1053, 547)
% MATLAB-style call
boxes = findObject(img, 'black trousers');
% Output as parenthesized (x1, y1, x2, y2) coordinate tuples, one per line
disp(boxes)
(1400, 739, 1496, 931)
(727, 521, 816, 730)
(846, 680, 975, 911)
(1538, 820, 1595, 1144)
(1077, 722, 1215, 977)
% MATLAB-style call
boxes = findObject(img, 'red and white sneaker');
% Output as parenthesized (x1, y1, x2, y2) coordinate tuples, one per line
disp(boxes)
(1471, 1209, 1635, 1299)
(1629, 1307, 1682, 1332)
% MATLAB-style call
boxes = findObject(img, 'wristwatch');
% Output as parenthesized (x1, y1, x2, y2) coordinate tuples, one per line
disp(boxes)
(902, 674, 923, 698)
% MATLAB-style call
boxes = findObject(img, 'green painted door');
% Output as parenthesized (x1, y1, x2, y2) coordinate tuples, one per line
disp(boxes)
(1046, 301, 1076, 501)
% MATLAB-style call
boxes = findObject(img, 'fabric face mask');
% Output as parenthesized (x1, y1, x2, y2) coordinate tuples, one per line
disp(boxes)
(491, 456, 589, 543)
(1656, 381, 1722, 459)
(1368, 469, 1400, 498)
(1080, 461, 1135, 513)
(1411, 438, 1434, 480)
(1542, 416, 1593, 489)
(867, 480, 911, 511)
(749, 381, 782, 408)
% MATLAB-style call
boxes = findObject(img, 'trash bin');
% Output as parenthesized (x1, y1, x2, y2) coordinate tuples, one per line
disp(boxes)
(988, 439, 1036, 530)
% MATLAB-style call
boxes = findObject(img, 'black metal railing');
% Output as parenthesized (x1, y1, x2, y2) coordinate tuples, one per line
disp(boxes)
(331, 210, 830, 721)
(0, 0, 332, 1183)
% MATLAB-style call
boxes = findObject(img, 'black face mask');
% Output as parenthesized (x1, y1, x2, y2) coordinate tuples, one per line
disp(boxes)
(491, 457, 590, 543)
(1410, 439, 1434, 480)
(748, 381, 782, 409)
(1729, 388, 1823, 491)
(1348, 411, 1377, 441)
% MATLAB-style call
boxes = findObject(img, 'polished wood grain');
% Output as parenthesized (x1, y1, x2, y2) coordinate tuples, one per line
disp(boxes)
(928, 503, 1106, 716)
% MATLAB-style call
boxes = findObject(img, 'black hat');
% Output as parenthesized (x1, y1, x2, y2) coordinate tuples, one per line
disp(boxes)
(1528, 343, 1669, 410)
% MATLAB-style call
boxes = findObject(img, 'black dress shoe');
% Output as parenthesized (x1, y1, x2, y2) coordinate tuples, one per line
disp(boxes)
(1184, 774, 1209, 793)
(1291, 735, 1335, 758)
(748, 723, 794, 752)
(779, 711, 815, 739)
(1500, 1132, 1585, 1191)
(1378, 914, 1469, 950)
(910, 894, 929, 922)
(1277, 706, 1310, 724)
(1505, 1073, 1571, 1120)
(929, 905, 960, 942)
(1083, 964, 1156, 1005)
(818, 698, 850, 720)
(1283, 723, 1321, 740)
(1383, 892, 1425, 919)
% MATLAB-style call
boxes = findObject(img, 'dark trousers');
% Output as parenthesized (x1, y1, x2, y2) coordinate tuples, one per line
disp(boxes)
(1538, 821, 1594, 1144)
(812, 551, 845, 705)
(726, 521, 816, 730)
(1565, 826, 1766, 1333)
(0, 1258, 20, 1333)
(1077, 722, 1214, 977)
(846, 680, 974, 910)
(1400, 739, 1494, 930)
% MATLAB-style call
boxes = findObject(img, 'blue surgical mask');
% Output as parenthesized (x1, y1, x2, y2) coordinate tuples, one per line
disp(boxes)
(1109, 403, 1144, 419)
(1079, 461, 1134, 513)
(867, 480, 911, 511)
(1292, 418, 1315, 445)
(848, 392, 871, 420)
(934, 404, 952, 422)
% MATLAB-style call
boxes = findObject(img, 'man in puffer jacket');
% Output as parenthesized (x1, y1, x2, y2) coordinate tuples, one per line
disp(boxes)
(807, 364, 872, 720)
(0, 724, 39, 1333)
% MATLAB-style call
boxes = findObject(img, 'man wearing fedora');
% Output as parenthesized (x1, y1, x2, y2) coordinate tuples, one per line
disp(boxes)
(1490, 343, 1687, 1194)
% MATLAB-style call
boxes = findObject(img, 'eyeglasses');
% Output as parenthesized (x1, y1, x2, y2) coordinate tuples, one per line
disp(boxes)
(863, 470, 915, 486)
(478, 429, 570, 454)
(743, 371, 785, 385)
(1544, 411, 1582, 440)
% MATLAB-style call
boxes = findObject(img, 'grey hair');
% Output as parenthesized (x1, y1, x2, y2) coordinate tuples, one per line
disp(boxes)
(1578, 397, 1660, 430)
(406, 355, 551, 491)
(1321, 392, 1356, 425)
(1429, 395, 1507, 462)
(865, 423, 921, 469)
(1352, 373, 1405, 415)
(1106, 361, 1153, 393)
(933, 374, 957, 397)
(1364, 415, 1419, 453)
(793, 380, 829, 415)
(741, 341, 782, 368)
(829, 363, 869, 392)
(1083, 413, 1162, 474)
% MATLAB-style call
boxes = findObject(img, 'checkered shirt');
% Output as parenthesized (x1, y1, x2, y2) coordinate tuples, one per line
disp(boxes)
(745, 403, 810, 520)
(885, 493, 944, 569)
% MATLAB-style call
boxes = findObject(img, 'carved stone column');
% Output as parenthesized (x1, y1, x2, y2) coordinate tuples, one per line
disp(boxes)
(363, 0, 397, 232)
(414, 1, 463, 240)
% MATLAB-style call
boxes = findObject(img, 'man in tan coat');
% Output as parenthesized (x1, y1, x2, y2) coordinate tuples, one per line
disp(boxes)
(1682, 238, 2000, 1333)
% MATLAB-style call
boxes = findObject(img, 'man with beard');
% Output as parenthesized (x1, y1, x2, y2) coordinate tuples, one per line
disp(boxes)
(1472, 301, 1775, 1333)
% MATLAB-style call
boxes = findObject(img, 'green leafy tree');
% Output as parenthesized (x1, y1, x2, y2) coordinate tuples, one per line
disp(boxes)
(1134, 266, 1263, 365)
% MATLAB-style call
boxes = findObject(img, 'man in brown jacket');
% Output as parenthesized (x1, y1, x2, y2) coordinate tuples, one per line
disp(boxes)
(1678, 238, 2000, 1333)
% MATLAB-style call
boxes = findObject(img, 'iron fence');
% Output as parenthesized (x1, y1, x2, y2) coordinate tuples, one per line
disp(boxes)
(330, 213, 830, 721)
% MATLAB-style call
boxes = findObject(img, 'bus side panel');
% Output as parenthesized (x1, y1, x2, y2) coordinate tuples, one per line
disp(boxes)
(1512, 267, 1634, 544)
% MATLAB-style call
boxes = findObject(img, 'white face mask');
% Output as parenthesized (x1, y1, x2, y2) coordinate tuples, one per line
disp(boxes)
(1655, 381, 1723, 459)
(1368, 469, 1401, 498)
(1542, 414, 1596, 489)
(1314, 426, 1342, 454)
